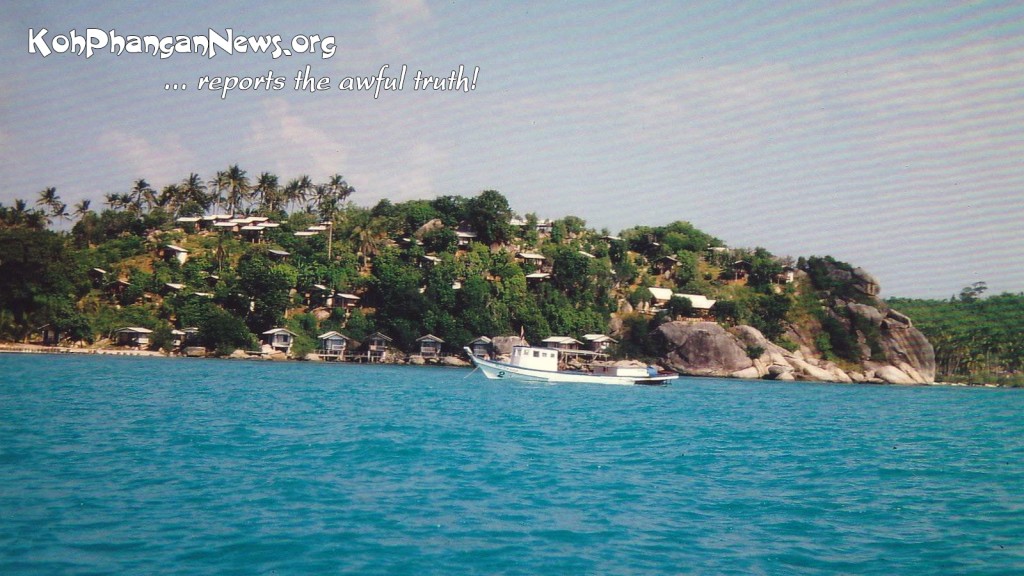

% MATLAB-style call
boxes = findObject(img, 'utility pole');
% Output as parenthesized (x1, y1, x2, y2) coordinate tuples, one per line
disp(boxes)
(326, 220, 333, 260)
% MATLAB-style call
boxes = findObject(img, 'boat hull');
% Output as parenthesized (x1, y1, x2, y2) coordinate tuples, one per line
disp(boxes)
(465, 349, 676, 386)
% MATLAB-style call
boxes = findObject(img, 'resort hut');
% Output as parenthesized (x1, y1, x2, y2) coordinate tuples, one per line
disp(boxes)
(525, 272, 551, 284)
(672, 293, 717, 318)
(161, 244, 189, 265)
(365, 332, 393, 362)
(583, 334, 618, 354)
(542, 336, 582, 351)
(334, 293, 361, 311)
(516, 252, 548, 271)
(416, 334, 445, 359)
(653, 256, 680, 276)
(317, 331, 352, 361)
(267, 249, 291, 262)
(107, 278, 131, 297)
(115, 327, 153, 348)
(455, 230, 477, 248)
(732, 260, 752, 281)
(647, 287, 674, 311)
(466, 336, 493, 358)
(261, 328, 297, 354)
(88, 267, 108, 287)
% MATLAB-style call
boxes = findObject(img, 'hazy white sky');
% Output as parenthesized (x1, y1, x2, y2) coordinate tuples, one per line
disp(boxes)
(2, 1, 1022, 298)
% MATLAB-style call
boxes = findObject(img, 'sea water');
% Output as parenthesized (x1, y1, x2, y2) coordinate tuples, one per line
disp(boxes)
(1, 354, 1022, 575)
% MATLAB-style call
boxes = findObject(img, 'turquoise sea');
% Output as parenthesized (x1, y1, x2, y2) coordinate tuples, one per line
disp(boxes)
(1, 354, 1022, 575)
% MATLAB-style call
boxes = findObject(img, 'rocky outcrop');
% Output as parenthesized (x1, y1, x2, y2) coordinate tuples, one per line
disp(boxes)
(655, 322, 753, 377)
(655, 314, 935, 384)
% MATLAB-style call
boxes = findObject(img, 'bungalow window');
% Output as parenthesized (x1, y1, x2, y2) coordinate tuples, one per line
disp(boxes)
(533, 350, 539, 357)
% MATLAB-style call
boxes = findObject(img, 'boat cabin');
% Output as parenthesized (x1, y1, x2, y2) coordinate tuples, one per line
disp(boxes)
(509, 346, 560, 372)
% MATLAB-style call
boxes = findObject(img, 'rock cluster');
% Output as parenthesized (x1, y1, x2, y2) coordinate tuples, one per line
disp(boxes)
(656, 314, 935, 384)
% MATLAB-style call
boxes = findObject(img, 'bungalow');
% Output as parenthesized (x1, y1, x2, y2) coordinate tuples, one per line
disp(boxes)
(334, 293, 361, 311)
(653, 256, 680, 276)
(115, 327, 153, 348)
(161, 244, 189, 265)
(672, 293, 718, 318)
(267, 249, 290, 261)
(417, 334, 445, 359)
(542, 336, 582, 351)
(171, 327, 200, 348)
(466, 336, 493, 359)
(107, 278, 132, 297)
(456, 230, 477, 248)
(88, 267, 108, 287)
(583, 334, 618, 353)
(536, 219, 554, 235)
(525, 272, 551, 283)
(647, 287, 674, 307)
(732, 260, 752, 281)
(365, 332, 393, 362)
(318, 331, 353, 360)
(262, 328, 297, 354)
(163, 282, 186, 294)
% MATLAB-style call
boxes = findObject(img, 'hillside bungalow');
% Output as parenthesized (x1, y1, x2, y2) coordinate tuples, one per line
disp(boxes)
(526, 272, 551, 284)
(115, 327, 153, 348)
(88, 267, 108, 287)
(516, 252, 548, 270)
(262, 328, 296, 354)
(171, 327, 199, 348)
(161, 244, 189, 265)
(542, 336, 582, 351)
(417, 334, 445, 359)
(163, 282, 186, 294)
(267, 249, 290, 261)
(647, 287, 674, 308)
(653, 256, 680, 276)
(456, 230, 477, 248)
(334, 293, 361, 311)
(317, 331, 353, 360)
(673, 293, 717, 318)
(583, 334, 617, 353)
(365, 332, 393, 362)
(466, 336, 493, 358)
(107, 278, 132, 297)
(732, 260, 752, 281)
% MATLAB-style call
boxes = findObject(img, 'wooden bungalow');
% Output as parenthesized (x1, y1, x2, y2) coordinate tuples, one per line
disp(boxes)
(672, 293, 718, 318)
(516, 252, 549, 270)
(317, 331, 353, 361)
(107, 278, 132, 297)
(161, 244, 189, 265)
(525, 272, 551, 284)
(88, 267, 108, 287)
(653, 256, 680, 276)
(583, 334, 618, 354)
(455, 230, 477, 248)
(365, 332, 393, 362)
(732, 260, 752, 281)
(542, 336, 582, 351)
(647, 287, 674, 309)
(115, 327, 153, 348)
(416, 334, 445, 359)
(261, 328, 296, 354)
(334, 293, 361, 311)
(466, 336, 493, 359)
(267, 249, 290, 262)
(171, 327, 199, 348)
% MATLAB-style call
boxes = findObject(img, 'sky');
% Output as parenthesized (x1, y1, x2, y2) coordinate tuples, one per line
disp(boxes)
(2, 1, 1022, 299)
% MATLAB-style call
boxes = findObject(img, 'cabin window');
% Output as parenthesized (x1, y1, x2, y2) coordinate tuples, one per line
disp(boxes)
(533, 350, 539, 357)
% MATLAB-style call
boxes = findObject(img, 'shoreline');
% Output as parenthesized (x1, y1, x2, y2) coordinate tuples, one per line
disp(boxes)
(0, 343, 1013, 388)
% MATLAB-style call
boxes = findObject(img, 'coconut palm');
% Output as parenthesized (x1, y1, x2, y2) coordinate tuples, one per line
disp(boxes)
(72, 199, 92, 220)
(128, 179, 155, 212)
(254, 172, 281, 214)
(217, 164, 251, 215)
(36, 187, 60, 212)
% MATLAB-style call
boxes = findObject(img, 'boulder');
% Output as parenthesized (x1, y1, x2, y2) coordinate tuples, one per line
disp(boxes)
(304, 353, 323, 362)
(874, 365, 918, 385)
(851, 267, 881, 296)
(655, 321, 753, 377)
(442, 355, 471, 367)
(879, 310, 936, 383)
(184, 346, 207, 358)
(228, 349, 248, 359)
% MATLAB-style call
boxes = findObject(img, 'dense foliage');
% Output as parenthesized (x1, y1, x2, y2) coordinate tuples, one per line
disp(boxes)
(889, 287, 1024, 386)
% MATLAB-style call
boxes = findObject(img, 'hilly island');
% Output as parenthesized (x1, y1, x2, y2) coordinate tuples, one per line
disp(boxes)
(2, 173, 1021, 386)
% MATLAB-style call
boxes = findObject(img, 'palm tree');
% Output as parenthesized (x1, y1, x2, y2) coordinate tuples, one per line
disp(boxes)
(254, 172, 281, 214)
(181, 173, 210, 212)
(128, 179, 155, 213)
(72, 199, 92, 220)
(217, 164, 251, 215)
(329, 174, 355, 204)
(36, 187, 60, 212)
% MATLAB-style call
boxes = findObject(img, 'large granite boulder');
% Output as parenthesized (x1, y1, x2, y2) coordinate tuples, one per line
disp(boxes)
(879, 309, 936, 383)
(655, 321, 753, 377)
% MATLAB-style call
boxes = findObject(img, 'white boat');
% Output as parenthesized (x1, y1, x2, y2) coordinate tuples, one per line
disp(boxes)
(464, 346, 678, 386)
